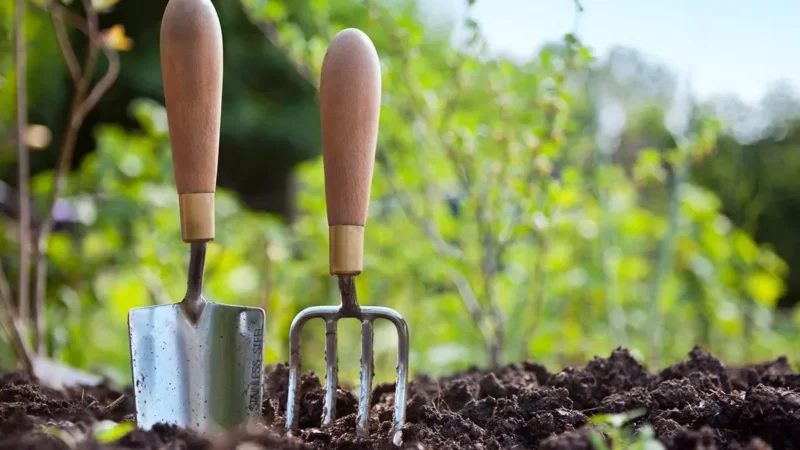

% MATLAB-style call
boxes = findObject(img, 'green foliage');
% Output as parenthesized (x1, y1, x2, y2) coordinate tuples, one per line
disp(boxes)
(93, 420, 135, 444)
(692, 105, 800, 307)
(1, 0, 798, 387)
(41, 419, 135, 446)
(2, 99, 290, 383)
(250, 0, 796, 374)
(588, 410, 664, 450)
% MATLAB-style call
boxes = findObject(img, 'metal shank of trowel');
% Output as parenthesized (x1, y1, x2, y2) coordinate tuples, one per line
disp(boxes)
(284, 28, 410, 446)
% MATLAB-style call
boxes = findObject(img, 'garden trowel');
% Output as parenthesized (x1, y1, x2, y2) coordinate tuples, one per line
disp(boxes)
(127, 0, 265, 433)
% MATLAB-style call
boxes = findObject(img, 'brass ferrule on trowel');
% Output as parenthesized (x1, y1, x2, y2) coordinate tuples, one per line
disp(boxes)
(179, 193, 215, 243)
(329, 225, 364, 275)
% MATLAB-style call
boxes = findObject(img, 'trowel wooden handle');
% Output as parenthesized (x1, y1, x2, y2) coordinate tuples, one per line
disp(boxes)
(320, 28, 381, 276)
(160, 0, 223, 243)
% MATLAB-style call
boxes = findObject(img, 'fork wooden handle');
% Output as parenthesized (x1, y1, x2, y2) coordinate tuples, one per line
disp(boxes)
(320, 28, 382, 276)
(160, 0, 223, 243)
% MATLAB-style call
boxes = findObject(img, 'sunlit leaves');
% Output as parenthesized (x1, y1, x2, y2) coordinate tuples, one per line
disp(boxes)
(106, 274, 149, 317)
(733, 231, 760, 263)
(263, 0, 287, 21)
(701, 224, 732, 261)
(10, 0, 794, 382)
(47, 234, 74, 268)
(619, 255, 650, 281)
(746, 272, 785, 307)
(129, 99, 168, 137)
(681, 185, 721, 220)
(82, 229, 119, 262)
(633, 148, 666, 184)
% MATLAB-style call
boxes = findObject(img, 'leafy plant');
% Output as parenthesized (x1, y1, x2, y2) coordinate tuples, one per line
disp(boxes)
(253, 0, 793, 375)
(40, 419, 135, 447)
(92, 420, 135, 444)
(588, 409, 665, 450)
(0, 0, 797, 387)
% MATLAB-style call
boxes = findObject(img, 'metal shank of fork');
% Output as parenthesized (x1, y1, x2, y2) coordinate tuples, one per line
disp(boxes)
(286, 276, 409, 446)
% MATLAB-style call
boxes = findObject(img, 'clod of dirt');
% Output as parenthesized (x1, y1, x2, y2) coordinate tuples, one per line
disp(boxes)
(550, 347, 650, 410)
(441, 379, 479, 412)
(598, 386, 654, 414)
(658, 346, 732, 392)
(3, 346, 800, 449)
(538, 429, 595, 450)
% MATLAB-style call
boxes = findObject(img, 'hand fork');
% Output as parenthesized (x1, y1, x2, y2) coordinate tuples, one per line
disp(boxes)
(284, 28, 409, 446)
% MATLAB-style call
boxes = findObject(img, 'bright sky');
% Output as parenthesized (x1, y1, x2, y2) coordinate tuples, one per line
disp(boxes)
(426, 0, 800, 105)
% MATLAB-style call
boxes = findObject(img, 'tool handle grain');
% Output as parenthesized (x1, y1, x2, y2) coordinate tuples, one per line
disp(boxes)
(320, 28, 381, 228)
(160, 0, 223, 242)
(161, 0, 222, 195)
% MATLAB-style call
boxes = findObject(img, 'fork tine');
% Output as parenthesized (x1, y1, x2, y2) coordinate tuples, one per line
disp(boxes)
(391, 315, 410, 446)
(322, 318, 338, 427)
(357, 319, 374, 436)
(286, 305, 408, 445)
(286, 307, 335, 431)
(286, 317, 304, 430)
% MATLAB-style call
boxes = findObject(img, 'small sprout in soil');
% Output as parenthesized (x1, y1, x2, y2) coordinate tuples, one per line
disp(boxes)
(41, 424, 82, 449)
(40, 419, 135, 448)
(93, 420, 136, 444)
(588, 409, 664, 450)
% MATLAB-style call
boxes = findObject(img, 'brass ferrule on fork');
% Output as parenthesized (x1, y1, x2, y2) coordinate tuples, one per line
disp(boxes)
(179, 193, 215, 243)
(329, 225, 364, 275)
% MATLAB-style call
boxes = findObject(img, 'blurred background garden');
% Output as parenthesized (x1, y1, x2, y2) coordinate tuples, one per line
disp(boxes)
(0, 0, 799, 388)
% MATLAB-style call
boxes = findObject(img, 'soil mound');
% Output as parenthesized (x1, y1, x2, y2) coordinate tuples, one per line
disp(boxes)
(1, 346, 797, 449)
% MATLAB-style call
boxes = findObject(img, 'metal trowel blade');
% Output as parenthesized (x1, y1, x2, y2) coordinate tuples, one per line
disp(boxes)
(128, 301, 265, 433)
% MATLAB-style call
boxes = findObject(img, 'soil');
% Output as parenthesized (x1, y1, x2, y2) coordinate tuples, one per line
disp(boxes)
(1, 346, 799, 449)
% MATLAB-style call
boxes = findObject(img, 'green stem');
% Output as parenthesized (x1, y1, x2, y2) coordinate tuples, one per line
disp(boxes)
(648, 162, 685, 368)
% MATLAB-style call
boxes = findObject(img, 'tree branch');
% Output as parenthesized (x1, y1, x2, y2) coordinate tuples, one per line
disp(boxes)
(33, 1, 90, 33)
(379, 151, 462, 260)
(49, 2, 81, 86)
(379, 150, 496, 354)
(477, 219, 505, 367)
(246, 8, 316, 88)
(0, 259, 34, 373)
(73, 46, 119, 125)
(16, 0, 31, 324)
(371, 5, 510, 365)
(472, 151, 505, 366)
(33, 0, 119, 354)
(447, 268, 492, 356)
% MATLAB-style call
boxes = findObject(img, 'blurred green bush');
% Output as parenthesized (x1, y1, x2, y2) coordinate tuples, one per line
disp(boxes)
(1, 0, 798, 387)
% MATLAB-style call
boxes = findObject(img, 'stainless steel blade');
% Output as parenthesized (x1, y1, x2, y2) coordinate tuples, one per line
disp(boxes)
(128, 301, 265, 432)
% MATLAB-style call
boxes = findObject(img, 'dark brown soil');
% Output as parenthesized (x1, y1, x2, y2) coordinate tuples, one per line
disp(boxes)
(1, 346, 798, 449)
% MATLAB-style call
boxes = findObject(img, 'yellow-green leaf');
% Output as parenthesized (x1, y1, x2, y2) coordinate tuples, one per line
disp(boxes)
(746, 272, 785, 307)
(733, 231, 759, 264)
(93, 420, 134, 443)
